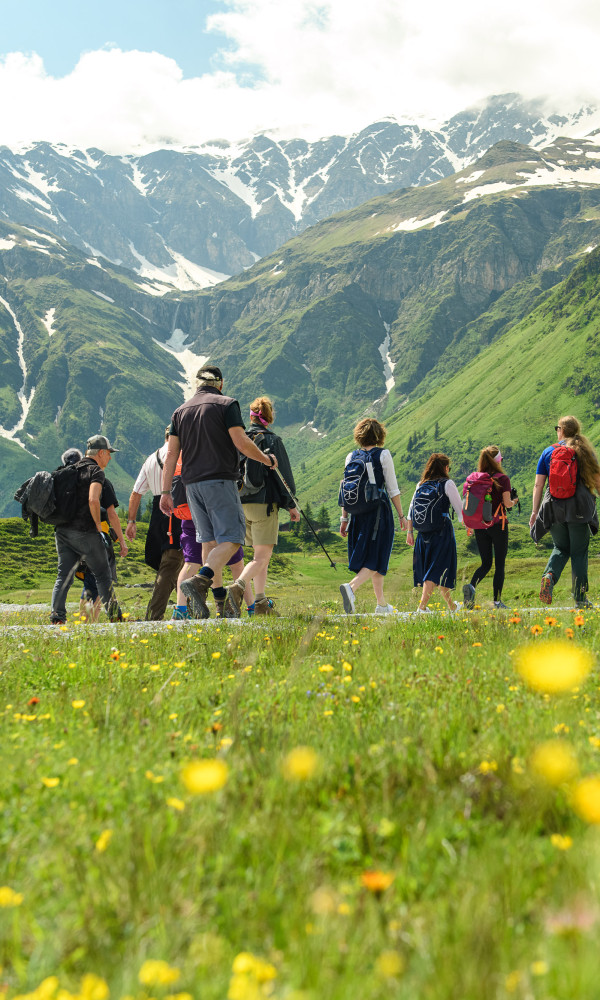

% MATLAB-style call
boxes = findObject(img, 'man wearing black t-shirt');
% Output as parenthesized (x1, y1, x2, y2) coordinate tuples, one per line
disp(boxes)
(159, 365, 278, 619)
(50, 434, 124, 625)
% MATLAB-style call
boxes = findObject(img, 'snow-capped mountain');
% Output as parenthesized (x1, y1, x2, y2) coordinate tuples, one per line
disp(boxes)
(1, 94, 599, 291)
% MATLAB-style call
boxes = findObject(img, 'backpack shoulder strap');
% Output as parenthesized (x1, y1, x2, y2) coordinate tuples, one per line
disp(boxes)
(155, 449, 164, 470)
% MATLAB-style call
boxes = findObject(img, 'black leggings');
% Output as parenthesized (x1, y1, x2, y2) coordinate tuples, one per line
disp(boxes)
(470, 523, 509, 601)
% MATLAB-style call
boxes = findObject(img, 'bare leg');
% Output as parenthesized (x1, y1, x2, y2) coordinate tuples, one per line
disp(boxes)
(201, 540, 239, 587)
(230, 558, 254, 606)
(419, 580, 436, 610)
(237, 544, 274, 595)
(440, 586, 458, 611)
(371, 572, 386, 606)
(349, 566, 375, 593)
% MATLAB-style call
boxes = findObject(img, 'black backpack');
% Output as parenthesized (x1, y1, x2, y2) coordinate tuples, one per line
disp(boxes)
(15, 464, 80, 535)
(238, 427, 268, 498)
(338, 448, 386, 514)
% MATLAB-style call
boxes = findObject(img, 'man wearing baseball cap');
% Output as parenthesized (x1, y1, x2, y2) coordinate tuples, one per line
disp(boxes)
(50, 434, 126, 624)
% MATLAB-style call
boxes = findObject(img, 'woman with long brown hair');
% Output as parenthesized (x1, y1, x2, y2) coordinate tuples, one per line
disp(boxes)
(463, 446, 519, 609)
(406, 453, 465, 613)
(530, 415, 600, 608)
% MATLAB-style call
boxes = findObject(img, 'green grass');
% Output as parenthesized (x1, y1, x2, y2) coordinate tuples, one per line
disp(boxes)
(3, 546, 600, 998)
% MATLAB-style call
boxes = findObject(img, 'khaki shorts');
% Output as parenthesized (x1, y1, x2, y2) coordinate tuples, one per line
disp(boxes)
(243, 503, 280, 547)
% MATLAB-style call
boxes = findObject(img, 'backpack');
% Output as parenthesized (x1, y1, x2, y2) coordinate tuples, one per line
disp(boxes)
(461, 472, 502, 530)
(238, 427, 268, 498)
(549, 444, 578, 499)
(411, 480, 448, 532)
(14, 463, 80, 532)
(338, 448, 386, 514)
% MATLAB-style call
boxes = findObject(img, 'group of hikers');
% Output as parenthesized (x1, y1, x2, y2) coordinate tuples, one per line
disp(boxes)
(15, 363, 599, 623)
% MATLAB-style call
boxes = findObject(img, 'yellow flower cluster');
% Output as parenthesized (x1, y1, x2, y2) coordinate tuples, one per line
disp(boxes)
(515, 641, 593, 694)
(138, 959, 180, 986)
(228, 952, 277, 1000)
(11, 973, 109, 1000)
(0, 885, 23, 907)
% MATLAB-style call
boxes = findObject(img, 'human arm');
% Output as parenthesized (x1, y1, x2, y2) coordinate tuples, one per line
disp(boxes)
(126, 490, 143, 540)
(406, 490, 416, 546)
(381, 450, 407, 529)
(340, 506, 349, 538)
(159, 435, 182, 515)
(89, 481, 103, 533)
(107, 505, 128, 556)
(229, 426, 278, 468)
(445, 480, 464, 523)
(530, 474, 546, 529)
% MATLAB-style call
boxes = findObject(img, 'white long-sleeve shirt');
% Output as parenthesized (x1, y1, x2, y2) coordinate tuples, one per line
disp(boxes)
(344, 448, 401, 499)
(407, 479, 464, 523)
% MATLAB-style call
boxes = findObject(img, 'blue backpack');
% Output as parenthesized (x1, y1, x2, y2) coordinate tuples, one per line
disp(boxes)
(412, 480, 448, 532)
(338, 448, 386, 514)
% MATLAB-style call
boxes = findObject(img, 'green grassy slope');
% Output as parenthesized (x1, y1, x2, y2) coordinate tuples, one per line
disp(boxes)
(298, 243, 600, 510)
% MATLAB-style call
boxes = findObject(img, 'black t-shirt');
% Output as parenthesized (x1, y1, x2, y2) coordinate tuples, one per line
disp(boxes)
(69, 458, 106, 532)
(100, 478, 118, 513)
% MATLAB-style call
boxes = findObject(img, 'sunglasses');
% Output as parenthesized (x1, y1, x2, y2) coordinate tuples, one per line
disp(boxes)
(555, 425, 561, 432)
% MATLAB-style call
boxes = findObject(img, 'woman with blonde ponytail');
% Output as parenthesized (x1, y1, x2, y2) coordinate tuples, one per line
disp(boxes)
(531, 416, 600, 608)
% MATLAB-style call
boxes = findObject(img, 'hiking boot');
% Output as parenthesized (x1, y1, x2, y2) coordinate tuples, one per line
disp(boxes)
(224, 580, 246, 618)
(374, 604, 397, 615)
(576, 598, 594, 609)
(215, 600, 226, 618)
(255, 596, 278, 616)
(463, 583, 476, 609)
(340, 583, 356, 614)
(181, 575, 212, 619)
(494, 600, 508, 610)
(540, 573, 554, 605)
(171, 607, 191, 621)
(49, 613, 66, 625)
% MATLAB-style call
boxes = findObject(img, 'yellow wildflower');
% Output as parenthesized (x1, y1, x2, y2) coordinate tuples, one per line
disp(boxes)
(167, 797, 185, 812)
(0, 886, 23, 907)
(95, 829, 113, 853)
(530, 741, 578, 786)
(71, 700, 86, 709)
(375, 950, 405, 978)
(550, 834, 573, 851)
(41, 777, 60, 788)
(181, 758, 229, 794)
(516, 641, 593, 693)
(281, 746, 321, 781)
(572, 776, 600, 823)
(138, 959, 181, 986)
(80, 974, 109, 1000)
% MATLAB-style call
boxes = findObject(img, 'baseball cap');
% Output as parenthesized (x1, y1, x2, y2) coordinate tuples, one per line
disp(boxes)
(87, 434, 118, 453)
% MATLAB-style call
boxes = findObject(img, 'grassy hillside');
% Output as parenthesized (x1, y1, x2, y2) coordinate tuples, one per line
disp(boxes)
(298, 243, 600, 511)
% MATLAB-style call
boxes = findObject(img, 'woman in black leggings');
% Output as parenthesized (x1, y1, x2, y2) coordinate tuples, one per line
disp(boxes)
(463, 446, 518, 609)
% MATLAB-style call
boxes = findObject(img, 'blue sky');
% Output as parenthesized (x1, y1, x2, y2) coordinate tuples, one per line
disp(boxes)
(0, 0, 228, 78)
(0, 0, 598, 152)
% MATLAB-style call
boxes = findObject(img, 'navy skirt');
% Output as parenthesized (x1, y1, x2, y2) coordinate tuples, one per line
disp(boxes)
(347, 500, 394, 575)
(413, 516, 457, 588)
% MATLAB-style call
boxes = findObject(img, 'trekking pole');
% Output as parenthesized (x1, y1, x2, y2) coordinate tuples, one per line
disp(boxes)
(270, 464, 337, 570)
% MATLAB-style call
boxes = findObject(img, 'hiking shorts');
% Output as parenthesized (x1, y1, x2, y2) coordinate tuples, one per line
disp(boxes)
(243, 503, 279, 547)
(185, 479, 246, 546)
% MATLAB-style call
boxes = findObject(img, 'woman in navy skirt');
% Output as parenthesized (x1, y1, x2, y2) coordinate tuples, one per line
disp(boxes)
(407, 453, 465, 614)
(339, 418, 407, 614)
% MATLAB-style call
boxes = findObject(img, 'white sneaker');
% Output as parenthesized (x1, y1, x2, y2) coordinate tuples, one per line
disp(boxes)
(414, 606, 433, 614)
(340, 582, 356, 614)
(374, 604, 396, 614)
(450, 601, 463, 614)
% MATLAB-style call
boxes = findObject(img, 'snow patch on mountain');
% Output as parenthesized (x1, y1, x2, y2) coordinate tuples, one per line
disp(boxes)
(378, 321, 396, 394)
(42, 308, 56, 336)
(0, 295, 36, 448)
(91, 290, 115, 303)
(0, 237, 16, 250)
(153, 330, 209, 399)
(462, 181, 516, 203)
(391, 211, 447, 231)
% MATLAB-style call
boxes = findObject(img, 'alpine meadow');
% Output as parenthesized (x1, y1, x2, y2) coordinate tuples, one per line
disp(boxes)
(2, 87, 600, 1000)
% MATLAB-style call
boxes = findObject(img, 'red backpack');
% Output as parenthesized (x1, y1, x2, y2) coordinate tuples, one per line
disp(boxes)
(548, 444, 578, 498)
(462, 472, 506, 530)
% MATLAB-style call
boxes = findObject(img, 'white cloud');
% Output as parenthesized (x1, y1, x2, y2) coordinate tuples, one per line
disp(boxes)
(1, 0, 600, 152)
